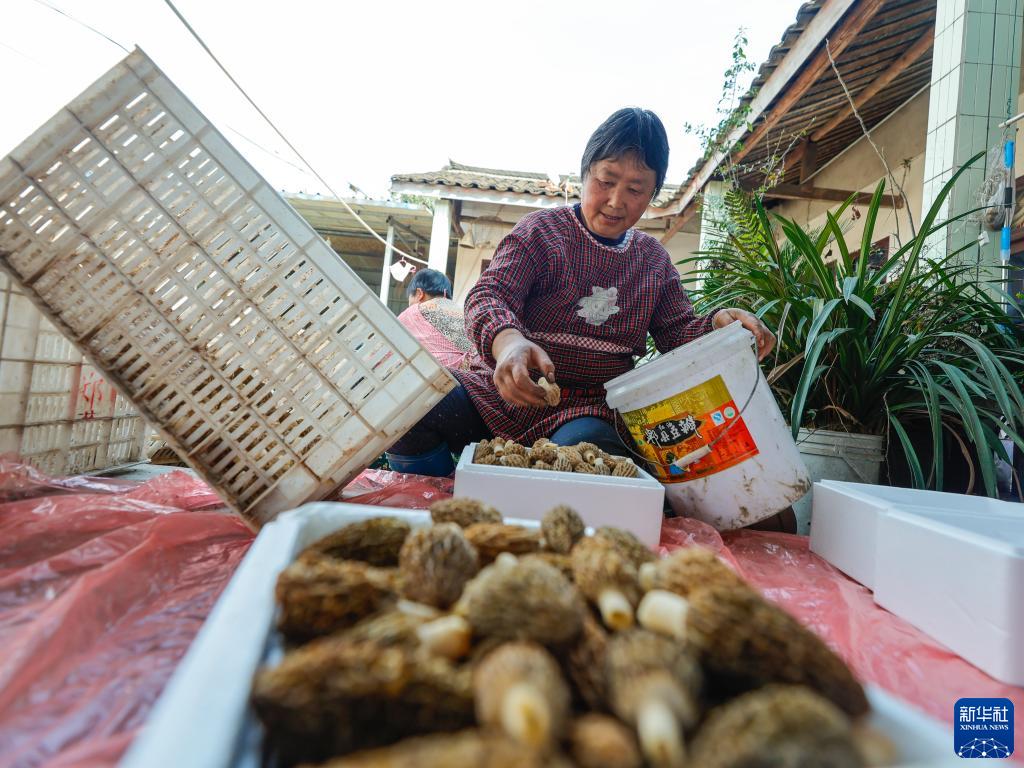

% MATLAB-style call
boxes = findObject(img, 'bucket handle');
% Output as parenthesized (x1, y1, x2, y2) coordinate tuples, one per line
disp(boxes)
(614, 345, 763, 474)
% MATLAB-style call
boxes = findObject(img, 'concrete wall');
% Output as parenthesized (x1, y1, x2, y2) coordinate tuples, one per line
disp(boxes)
(773, 90, 929, 255)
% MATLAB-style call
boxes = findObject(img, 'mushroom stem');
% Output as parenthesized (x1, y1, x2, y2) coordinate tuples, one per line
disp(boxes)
(597, 588, 635, 631)
(637, 590, 689, 640)
(852, 723, 899, 766)
(637, 697, 685, 768)
(638, 561, 658, 592)
(495, 552, 519, 569)
(416, 614, 472, 659)
(500, 682, 552, 747)
(396, 599, 441, 619)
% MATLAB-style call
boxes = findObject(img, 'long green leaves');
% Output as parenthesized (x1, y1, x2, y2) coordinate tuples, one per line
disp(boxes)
(689, 175, 1024, 496)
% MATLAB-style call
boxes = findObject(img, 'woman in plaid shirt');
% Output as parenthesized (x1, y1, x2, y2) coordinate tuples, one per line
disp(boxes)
(387, 108, 773, 477)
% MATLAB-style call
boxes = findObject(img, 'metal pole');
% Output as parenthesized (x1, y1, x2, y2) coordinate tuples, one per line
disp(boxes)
(998, 111, 1024, 129)
(1001, 138, 1014, 266)
(380, 223, 395, 305)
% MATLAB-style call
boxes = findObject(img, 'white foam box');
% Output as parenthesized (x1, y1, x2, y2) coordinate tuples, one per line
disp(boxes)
(875, 506, 1024, 686)
(809, 480, 1024, 686)
(453, 443, 666, 548)
(809, 480, 891, 589)
(808, 480, 1014, 589)
(121, 501, 956, 768)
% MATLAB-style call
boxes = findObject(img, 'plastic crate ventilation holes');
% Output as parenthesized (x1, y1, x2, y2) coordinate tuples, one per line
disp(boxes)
(0, 48, 454, 524)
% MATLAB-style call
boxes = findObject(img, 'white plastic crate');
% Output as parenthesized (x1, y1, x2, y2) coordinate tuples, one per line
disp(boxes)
(0, 270, 146, 475)
(120, 502, 955, 768)
(0, 49, 454, 525)
(453, 443, 666, 547)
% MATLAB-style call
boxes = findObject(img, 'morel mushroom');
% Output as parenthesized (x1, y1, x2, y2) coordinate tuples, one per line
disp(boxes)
(302, 516, 411, 567)
(521, 551, 575, 580)
(641, 583, 869, 718)
(569, 714, 643, 768)
(462, 557, 584, 645)
(638, 546, 746, 595)
(606, 629, 703, 768)
(557, 446, 584, 465)
(502, 440, 528, 456)
(537, 376, 561, 407)
(275, 552, 398, 642)
(474, 641, 571, 748)
(430, 498, 503, 528)
(398, 523, 479, 609)
(463, 522, 541, 563)
(565, 611, 611, 711)
(571, 536, 640, 631)
(337, 605, 434, 648)
(611, 460, 639, 478)
(251, 639, 474, 766)
(532, 443, 559, 464)
(541, 505, 586, 554)
(552, 455, 574, 473)
(595, 526, 656, 568)
(317, 729, 565, 768)
(689, 685, 864, 768)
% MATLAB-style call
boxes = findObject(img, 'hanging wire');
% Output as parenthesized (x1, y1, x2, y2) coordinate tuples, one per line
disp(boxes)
(225, 125, 316, 178)
(161, 0, 430, 265)
(32, 0, 130, 53)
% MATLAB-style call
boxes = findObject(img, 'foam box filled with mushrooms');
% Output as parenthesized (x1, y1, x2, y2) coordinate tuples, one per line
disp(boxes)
(454, 439, 666, 548)
(122, 501, 952, 768)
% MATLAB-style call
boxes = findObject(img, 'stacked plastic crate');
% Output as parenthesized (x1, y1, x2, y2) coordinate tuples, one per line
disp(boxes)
(0, 270, 146, 475)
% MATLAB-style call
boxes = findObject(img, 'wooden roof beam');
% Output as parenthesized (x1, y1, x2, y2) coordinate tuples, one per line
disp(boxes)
(659, 202, 700, 245)
(810, 26, 934, 143)
(763, 183, 904, 208)
(727, 0, 887, 170)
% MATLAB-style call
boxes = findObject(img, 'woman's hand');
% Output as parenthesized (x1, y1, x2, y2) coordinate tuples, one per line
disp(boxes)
(713, 308, 776, 361)
(492, 329, 555, 408)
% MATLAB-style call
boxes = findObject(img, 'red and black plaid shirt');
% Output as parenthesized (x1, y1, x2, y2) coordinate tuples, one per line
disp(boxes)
(453, 205, 713, 443)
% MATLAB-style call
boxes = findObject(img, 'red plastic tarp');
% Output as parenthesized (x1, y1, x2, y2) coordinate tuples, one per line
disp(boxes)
(0, 459, 254, 768)
(1, 462, 1021, 766)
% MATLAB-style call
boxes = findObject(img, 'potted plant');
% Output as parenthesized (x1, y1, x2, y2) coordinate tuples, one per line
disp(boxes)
(686, 164, 1024, 527)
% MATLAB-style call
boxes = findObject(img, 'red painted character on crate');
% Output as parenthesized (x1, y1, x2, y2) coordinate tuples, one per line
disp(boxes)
(386, 108, 773, 478)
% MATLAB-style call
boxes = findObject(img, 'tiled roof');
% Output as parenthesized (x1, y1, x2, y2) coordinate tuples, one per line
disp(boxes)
(391, 160, 680, 208)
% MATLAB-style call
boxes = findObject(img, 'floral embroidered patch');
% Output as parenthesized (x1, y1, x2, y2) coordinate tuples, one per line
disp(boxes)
(577, 286, 621, 326)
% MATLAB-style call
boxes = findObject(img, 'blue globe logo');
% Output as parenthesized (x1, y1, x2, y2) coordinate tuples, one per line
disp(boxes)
(957, 737, 1012, 759)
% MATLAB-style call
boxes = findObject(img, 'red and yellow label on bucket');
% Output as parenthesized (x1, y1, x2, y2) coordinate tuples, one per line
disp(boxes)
(620, 374, 758, 483)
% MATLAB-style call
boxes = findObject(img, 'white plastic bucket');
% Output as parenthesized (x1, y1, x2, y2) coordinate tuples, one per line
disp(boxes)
(604, 321, 810, 530)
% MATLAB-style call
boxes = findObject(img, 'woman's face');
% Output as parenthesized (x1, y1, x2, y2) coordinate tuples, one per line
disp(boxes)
(580, 154, 657, 240)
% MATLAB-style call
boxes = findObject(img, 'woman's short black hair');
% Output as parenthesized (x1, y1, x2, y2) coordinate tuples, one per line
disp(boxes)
(580, 108, 670, 197)
(406, 268, 452, 299)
